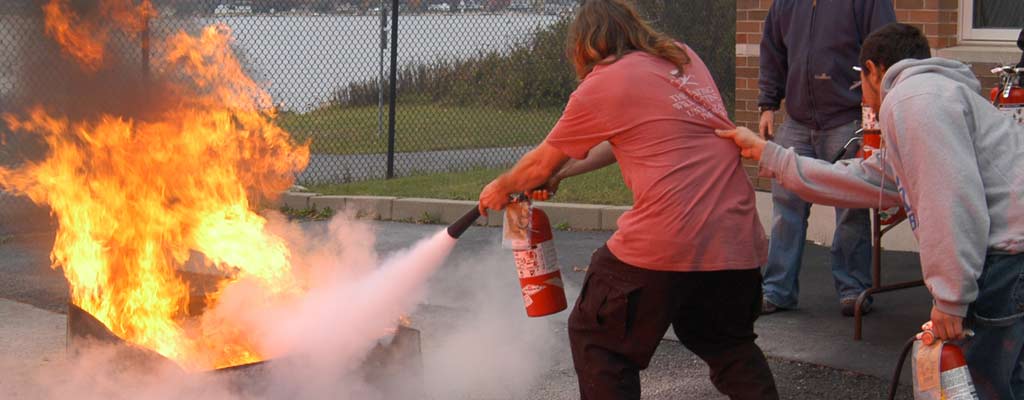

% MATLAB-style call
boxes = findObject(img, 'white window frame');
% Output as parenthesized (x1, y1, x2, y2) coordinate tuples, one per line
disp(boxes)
(960, 1, 1021, 42)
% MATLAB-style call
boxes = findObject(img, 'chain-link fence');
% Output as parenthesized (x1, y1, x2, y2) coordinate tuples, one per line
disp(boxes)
(2, 3, 63, 233)
(148, 1, 580, 186)
(0, 0, 733, 229)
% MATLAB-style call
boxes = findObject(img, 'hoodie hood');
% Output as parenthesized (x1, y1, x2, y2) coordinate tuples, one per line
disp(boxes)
(880, 58, 981, 103)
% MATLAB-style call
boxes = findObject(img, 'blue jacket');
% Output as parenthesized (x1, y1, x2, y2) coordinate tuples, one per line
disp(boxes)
(758, 0, 896, 130)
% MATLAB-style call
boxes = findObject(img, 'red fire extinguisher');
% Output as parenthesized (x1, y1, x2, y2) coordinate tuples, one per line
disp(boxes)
(936, 341, 978, 399)
(988, 64, 1024, 126)
(503, 195, 568, 317)
(859, 104, 906, 225)
(889, 327, 978, 400)
(449, 200, 568, 317)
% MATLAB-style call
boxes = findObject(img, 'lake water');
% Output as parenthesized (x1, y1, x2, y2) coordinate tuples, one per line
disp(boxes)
(0, 13, 559, 187)
(163, 13, 561, 112)
(1, 13, 559, 112)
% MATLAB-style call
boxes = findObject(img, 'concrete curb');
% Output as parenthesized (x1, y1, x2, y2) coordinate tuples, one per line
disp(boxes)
(276, 191, 920, 252)
(276, 192, 617, 231)
(533, 202, 606, 230)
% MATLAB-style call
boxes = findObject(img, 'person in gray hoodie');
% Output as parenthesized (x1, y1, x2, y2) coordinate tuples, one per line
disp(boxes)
(718, 23, 1024, 399)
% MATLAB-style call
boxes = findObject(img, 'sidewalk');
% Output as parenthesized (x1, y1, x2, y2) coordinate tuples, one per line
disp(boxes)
(0, 299, 66, 399)
(278, 191, 921, 252)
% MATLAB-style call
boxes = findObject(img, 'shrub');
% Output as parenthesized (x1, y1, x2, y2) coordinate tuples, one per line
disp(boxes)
(328, 1, 735, 117)
(334, 17, 576, 110)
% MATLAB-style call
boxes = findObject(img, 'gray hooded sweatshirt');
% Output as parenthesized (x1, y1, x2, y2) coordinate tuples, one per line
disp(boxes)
(758, 57, 1024, 317)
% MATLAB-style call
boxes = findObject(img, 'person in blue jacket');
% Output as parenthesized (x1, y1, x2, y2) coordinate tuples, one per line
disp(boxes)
(756, 0, 896, 316)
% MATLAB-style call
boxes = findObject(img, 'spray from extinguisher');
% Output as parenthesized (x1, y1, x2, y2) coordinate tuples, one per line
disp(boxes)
(888, 325, 978, 400)
(502, 193, 568, 317)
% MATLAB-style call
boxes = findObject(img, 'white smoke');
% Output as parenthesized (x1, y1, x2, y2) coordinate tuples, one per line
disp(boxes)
(419, 246, 564, 399)
(0, 211, 564, 399)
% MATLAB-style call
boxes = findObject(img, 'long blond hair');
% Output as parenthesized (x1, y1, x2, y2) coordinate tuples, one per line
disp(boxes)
(567, 0, 690, 80)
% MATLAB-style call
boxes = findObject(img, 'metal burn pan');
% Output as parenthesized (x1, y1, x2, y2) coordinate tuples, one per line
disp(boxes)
(66, 289, 424, 397)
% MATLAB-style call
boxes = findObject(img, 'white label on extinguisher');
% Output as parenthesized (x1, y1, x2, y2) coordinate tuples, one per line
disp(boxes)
(522, 284, 545, 307)
(940, 366, 979, 400)
(513, 241, 559, 278)
(861, 105, 879, 130)
(913, 341, 942, 393)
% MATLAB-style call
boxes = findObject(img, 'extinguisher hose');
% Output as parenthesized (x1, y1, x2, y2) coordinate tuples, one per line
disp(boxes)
(830, 135, 863, 163)
(447, 206, 482, 239)
(888, 336, 918, 400)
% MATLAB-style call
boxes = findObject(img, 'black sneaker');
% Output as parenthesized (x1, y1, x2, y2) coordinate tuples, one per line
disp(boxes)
(840, 296, 872, 317)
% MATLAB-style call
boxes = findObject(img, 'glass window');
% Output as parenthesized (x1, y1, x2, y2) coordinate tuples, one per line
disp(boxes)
(963, 0, 1024, 41)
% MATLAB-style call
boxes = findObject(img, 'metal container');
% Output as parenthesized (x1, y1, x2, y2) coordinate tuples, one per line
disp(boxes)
(66, 296, 424, 398)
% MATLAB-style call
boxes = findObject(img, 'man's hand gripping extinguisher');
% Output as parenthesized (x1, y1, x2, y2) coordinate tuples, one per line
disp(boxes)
(887, 324, 978, 400)
(502, 193, 568, 317)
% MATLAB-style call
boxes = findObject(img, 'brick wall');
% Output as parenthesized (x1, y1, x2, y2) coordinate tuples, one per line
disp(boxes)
(895, 0, 959, 49)
(735, 0, 768, 132)
(735, 0, 1002, 191)
(736, 0, 772, 190)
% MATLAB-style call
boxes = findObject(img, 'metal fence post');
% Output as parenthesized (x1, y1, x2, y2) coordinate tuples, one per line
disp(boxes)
(141, 14, 150, 82)
(378, 0, 387, 139)
(386, 0, 399, 179)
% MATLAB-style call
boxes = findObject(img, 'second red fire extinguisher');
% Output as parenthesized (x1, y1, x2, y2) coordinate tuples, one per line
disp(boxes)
(890, 325, 979, 400)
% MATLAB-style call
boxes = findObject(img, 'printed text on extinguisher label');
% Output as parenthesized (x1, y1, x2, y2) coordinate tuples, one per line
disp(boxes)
(940, 366, 979, 400)
(521, 284, 545, 307)
(513, 241, 558, 278)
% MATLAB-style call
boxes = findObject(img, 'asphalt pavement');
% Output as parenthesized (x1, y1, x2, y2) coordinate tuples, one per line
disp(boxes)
(0, 219, 924, 399)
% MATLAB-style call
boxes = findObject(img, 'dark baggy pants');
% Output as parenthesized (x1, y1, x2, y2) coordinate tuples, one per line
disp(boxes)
(568, 246, 779, 400)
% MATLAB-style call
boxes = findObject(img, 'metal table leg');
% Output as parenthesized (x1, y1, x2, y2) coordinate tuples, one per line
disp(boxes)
(852, 209, 925, 340)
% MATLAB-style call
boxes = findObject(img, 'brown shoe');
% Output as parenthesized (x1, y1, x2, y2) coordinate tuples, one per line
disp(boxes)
(761, 297, 785, 315)
(840, 296, 872, 317)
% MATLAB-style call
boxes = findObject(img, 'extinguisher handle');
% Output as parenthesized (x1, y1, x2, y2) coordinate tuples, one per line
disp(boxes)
(447, 206, 482, 239)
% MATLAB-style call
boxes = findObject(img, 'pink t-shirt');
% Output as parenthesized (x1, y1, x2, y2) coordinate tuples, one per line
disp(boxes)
(545, 46, 768, 271)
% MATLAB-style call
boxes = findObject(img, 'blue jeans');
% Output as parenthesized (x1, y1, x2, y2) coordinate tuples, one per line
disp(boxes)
(964, 253, 1024, 400)
(763, 119, 872, 308)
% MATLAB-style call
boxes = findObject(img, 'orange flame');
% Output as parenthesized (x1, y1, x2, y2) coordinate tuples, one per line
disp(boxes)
(1, 4, 309, 370)
(43, 0, 155, 71)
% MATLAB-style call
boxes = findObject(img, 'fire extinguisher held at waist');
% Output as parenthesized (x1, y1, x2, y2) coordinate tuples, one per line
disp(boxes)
(447, 192, 568, 318)
(502, 192, 568, 317)
(888, 323, 979, 400)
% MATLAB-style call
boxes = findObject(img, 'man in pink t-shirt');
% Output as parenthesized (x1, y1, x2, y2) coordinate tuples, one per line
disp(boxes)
(478, 1, 777, 399)
(545, 46, 766, 273)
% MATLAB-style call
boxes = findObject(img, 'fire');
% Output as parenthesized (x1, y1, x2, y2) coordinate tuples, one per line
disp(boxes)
(0, 1, 309, 370)
(43, 0, 155, 71)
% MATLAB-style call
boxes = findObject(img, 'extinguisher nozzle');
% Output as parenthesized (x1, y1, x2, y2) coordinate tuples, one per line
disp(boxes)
(447, 206, 482, 239)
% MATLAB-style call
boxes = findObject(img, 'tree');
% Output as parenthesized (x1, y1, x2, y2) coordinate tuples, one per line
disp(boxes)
(635, 0, 735, 116)
(486, 0, 510, 11)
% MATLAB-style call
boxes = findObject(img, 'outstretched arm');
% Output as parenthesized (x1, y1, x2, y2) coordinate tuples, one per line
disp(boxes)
(544, 141, 617, 193)
(716, 127, 900, 209)
(478, 141, 569, 216)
